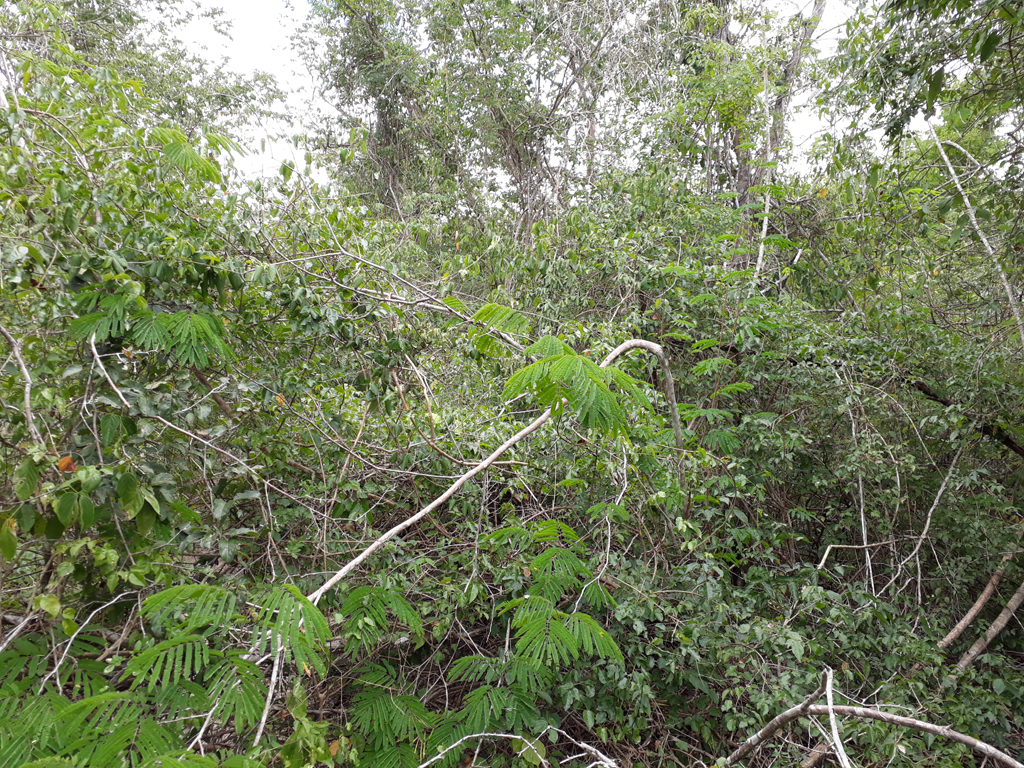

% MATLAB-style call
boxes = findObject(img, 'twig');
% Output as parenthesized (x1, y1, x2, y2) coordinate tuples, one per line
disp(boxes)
(804, 705, 1024, 768)
(882, 444, 965, 593)
(188, 700, 221, 754)
(38, 591, 136, 693)
(0, 323, 44, 447)
(722, 671, 827, 765)
(928, 120, 1024, 351)
(847, 409, 875, 594)
(306, 339, 684, 605)
(253, 645, 284, 748)
(0, 611, 38, 655)
(574, 446, 626, 613)
(89, 335, 316, 515)
(415, 731, 553, 768)
(817, 540, 906, 571)
(751, 191, 772, 288)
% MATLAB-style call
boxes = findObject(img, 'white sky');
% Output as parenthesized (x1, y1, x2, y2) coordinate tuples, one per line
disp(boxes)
(177, 0, 317, 178)
(176, 0, 855, 179)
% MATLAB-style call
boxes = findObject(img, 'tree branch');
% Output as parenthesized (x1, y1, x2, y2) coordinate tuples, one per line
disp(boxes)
(928, 120, 1024, 353)
(954, 574, 1024, 673)
(191, 367, 233, 417)
(913, 381, 1024, 461)
(805, 705, 1024, 768)
(0, 323, 45, 448)
(939, 551, 1016, 650)
(722, 671, 827, 765)
(306, 339, 685, 605)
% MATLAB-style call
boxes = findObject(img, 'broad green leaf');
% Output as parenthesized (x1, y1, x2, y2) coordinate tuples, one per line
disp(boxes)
(14, 458, 41, 500)
(79, 495, 96, 528)
(39, 594, 61, 617)
(54, 493, 78, 526)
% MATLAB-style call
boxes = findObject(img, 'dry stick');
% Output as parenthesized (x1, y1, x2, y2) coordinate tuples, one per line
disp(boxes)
(804, 705, 1024, 768)
(722, 671, 827, 766)
(0, 323, 45, 448)
(817, 539, 906, 571)
(954, 575, 1024, 673)
(847, 409, 875, 594)
(416, 731, 555, 768)
(751, 191, 772, 288)
(252, 645, 284, 748)
(824, 668, 854, 768)
(939, 551, 1016, 650)
(928, 120, 1024, 352)
(306, 338, 684, 605)
(0, 611, 37, 655)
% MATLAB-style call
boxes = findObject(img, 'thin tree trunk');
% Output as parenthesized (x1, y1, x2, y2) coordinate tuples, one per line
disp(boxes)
(954, 575, 1024, 673)
(939, 553, 1014, 650)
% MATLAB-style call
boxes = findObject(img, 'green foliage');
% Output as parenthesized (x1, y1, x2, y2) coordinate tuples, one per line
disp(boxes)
(504, 335, 651, 434)
(3, 0, 1024, 766)
(337, 586, 424, 657)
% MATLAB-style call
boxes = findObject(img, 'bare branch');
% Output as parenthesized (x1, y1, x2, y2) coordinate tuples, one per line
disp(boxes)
(252, 646, 283, 748)
(0, 323, 45, 448)
(722, 671, 827, 766)
(805, 705, 1024, 768)
(882, 444, 965, 593)
(939, 551, 1016, 650)
(824, 668, 854, 768)
(954, 574, 1024, 673)
(307, 338, 684, 604)
(928, 120, 1024, 351)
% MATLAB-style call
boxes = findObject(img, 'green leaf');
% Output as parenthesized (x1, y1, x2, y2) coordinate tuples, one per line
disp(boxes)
(100, 414, 122, 446)
(136, 505, 157, 536)
(118, 473, 141, 516)
(0, 520, 17, 561)
(15, 503, 36, 531)
(79, 495, 96, 528)
(512, 736, 545, 766)
(39, 594, 61, 617)
(45, 516, 65, 540)
(14, 458, 41, 500)
(54, 493, 78, 526)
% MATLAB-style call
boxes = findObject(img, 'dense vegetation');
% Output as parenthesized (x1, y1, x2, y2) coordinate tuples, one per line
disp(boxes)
(2, 0, 1023, 766)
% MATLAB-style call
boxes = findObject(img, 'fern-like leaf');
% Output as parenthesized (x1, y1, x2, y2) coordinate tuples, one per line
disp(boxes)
(141, 585, 238, 632)
(338, 586, 423, 657)
(253, 585, 330, 676)
(204, 652, 267, 733)
(123, 635, 209, 691)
